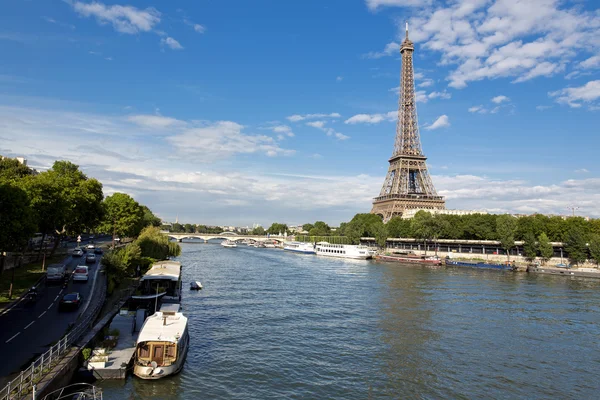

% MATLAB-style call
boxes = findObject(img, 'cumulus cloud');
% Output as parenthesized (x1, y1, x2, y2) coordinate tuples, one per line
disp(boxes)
(128, 114, 185, 129)
(550, 80, 600, 108)
(344, 111, 396, 124)
(71, 1, 161, 34)
(425, 115, 450, 130)
(367, 0, 600, 89)
(286, 113, 341, 122)
(271, 125, 295, 137)
(304, 119, 349, 140)
(194, 24, 206, 33)
(468, 105, 487, 114)
(161, 37, 183, 50)
(491, 95, 510, 104)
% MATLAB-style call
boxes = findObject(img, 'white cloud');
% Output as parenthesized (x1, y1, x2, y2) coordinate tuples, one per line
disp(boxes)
(336, 76, 343, 82)
(384, 0, 600, 88)
(304, 119, 350, 140)
(575, 168, 589, 173)
(193, 24, 206, 33)
(579, 55, 600, 70)
(365, 0, 430, 11)
(425, 115, 450, 130)
(550, 80, 600, 108)
(363, 42, 400, 59)
(491, 95, 509, 104)
(286, 113, 341, 122)
(271, 125, 295, 137)
(428, 90, 451, 100)
(306, 121, 326, 129)
(128, 114, 184, 129)
(417, 79, 434, 87)
(161, 37, 183, 50)
(468, 105, 487, 114)
(334, 132, 350, 140)
(71, 1, 161, 34)
(344, 111, 396, 124)
(536, 105, 552, 111)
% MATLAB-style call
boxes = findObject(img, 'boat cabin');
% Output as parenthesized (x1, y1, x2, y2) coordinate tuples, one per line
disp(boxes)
(138, 261, 182, 303)
(135, 309, 189, 369)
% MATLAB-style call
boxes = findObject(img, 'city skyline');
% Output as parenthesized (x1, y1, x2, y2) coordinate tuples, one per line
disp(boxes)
(1, 0, 599, 226)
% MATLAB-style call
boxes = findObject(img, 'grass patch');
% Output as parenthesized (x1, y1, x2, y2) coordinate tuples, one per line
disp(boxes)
(0, 255, 66, 305)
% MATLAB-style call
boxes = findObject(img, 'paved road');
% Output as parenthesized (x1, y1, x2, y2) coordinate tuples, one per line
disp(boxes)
(0, 240, 106, 378)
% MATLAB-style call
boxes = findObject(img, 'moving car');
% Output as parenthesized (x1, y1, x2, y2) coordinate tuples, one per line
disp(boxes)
(72, 266, 89, 282)
(72, 248, 84, 257)
(94, 247, 103, 255)
(59, 292, 81, 310)
(46, 264, 67, 284)
(86, 243, 95, 250)
(85, 253, 96, 263)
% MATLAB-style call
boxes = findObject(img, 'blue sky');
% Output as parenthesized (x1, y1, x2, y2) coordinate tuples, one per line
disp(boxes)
(1, 0, 599, 226)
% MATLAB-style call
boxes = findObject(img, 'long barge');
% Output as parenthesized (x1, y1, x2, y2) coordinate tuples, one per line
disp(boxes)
(376, 254, 442, 265)
(444, 259, 512, 270)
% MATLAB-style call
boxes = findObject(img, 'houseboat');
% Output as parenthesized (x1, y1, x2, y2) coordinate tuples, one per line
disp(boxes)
(283, 241, 316, 254)
(135, 261, 182, 304)
(133, 305, 189, 380)
(315, 242, 375, 260)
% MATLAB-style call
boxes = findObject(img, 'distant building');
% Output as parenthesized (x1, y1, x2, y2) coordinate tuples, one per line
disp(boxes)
(400, 209, 487, 220)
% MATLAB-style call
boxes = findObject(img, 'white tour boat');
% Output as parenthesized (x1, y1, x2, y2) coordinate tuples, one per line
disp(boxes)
(221, 240, 237, 248)
(133, 306, 189, 380)
(315, 242, 375, 260)
(135, 261, 182, 303)
(283, 241, 316, 254)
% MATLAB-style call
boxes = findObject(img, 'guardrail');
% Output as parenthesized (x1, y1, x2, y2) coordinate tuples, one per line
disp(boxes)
(0, 283, 106, 400)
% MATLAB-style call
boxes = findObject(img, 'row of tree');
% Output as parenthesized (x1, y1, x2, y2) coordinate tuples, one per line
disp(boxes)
(0, 157, 161, 256)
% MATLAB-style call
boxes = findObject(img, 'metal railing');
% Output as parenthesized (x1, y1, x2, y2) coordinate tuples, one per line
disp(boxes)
(0, 286, 106, 400)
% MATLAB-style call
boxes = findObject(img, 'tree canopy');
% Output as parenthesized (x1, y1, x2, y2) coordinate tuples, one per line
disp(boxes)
(98, 192, 143, 239)
(0, 183, 36, 253)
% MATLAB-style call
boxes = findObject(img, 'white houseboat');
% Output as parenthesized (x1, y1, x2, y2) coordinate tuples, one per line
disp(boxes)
(133, 306, 189, 380)
(283, 241, 316, 254)
(221, 240, 237, 248)
(315, 242, 375, 260)
(135, 261, 182, 304)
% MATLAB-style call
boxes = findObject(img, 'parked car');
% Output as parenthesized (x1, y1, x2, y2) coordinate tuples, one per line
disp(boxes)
(59, 292, 81, 310)
(46, 264, 67, 284)
(72, 248, 83, 257)
(94, 247, 103, 255)
(85, 253, 96, 263)
(72, 266, 89, 282)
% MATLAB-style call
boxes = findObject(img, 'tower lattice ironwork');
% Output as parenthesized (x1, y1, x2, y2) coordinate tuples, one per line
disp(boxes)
(371, 24, 445, 222)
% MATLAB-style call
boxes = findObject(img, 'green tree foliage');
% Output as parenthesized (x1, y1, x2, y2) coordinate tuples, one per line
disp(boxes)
(538, 233, 554, 265)
(138, 205, 161, 231)
(0, 157, 34, 181)
(171, 223, 184, 233)
(308, 221, 331, 236)
(496, 214, 517, 261)
(386, 216, 412, 238)
(251, 226, 265, 235)
(135, 226, 181, 261)
(184, 223, 195, 233)
(302, 223, 314, 232)
(342, 213, 384, 244)
(588, 234, 600, 265)
(0, 183, 37, 252)
(372, 222, 388, 248)
(267, 223, 288, 235)
(564, 228, 587, 266)
(522, 231, 538, 262)
(99, 193, 143, 239)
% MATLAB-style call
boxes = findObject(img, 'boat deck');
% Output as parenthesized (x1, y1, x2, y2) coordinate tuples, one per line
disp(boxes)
(87, 313, 139, 379)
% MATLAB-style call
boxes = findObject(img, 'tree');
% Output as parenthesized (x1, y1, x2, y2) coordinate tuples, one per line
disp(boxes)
(410, 212, 448, 255)
(171, 223, 184, 233)
(99, 193, 144, 241)
(251, 226, 265, 236)
(343, 213, 384, 244)
(0, 183, 37, 253)
(496, 214, 517, 261)
(588, 234, 600, 265)
(0, 157, 34, 182)
(522, 231, 538, 263)
(184, 223, 195, 233)
(372, 222, 388, 249)
(302, 223, 314, 232)
(135, 226, 181, 261)
(267, 223, 288, 235)
(564, 227, 587, 266)
(538, 233, 553, 265)
(137, 205, 161, 233)
(386, 217, 412, 238)
(309, 221, 331, 236)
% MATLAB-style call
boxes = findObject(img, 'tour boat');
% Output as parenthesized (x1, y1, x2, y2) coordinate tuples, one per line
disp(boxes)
(133, 306, 189, 380)
(135, 261, 182, 303)
(283, 241, 316, 254)
(444, 258, 512, 270)
(376, 253, 442, 265)
(315, 242, 375, 260)
(221, 240, 237, 248)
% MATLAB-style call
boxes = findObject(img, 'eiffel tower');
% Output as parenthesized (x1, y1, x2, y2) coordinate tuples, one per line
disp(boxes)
(371, 24, 445, 223)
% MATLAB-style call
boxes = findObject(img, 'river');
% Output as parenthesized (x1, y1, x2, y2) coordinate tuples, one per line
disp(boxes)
(98, 242, 600, 399)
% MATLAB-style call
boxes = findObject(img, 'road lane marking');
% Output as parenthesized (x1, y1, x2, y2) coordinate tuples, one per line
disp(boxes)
(24, 321, 34, 330)
(38, 311, 46, 318)
(54, 295, 59, 301)
(59, 289, 64, 294)
(48, 304, 53, 310)
(6, 332, 20, 343)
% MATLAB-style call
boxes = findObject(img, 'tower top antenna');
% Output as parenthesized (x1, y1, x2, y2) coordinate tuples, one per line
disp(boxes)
(405, 22, 409, 39)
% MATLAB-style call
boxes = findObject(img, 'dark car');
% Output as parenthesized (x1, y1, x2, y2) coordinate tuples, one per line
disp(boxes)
(59, 292, 81, 310)
(85, 253, 96, 263)
(94, 247, 103, 255)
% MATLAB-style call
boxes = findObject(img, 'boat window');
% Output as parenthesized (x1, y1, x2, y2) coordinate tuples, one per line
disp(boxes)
(165, 344, 176, 358)
(153, 345, 164, 359)
(139, 344, 150, 358)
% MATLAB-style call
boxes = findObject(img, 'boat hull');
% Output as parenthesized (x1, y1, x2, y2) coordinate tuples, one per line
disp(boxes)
(376, 255, 441, 265)
(284, 248, 316, 254)
(445, 260, 512, 270)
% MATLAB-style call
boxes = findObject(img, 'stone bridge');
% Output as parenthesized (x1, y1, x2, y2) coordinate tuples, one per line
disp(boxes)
(162, 231, 290, 243)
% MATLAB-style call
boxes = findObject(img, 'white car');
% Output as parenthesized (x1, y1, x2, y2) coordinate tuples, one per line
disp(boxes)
(86, 243, 95, 250)
(72, 248, 84, 257)
(72, 266, 89, 282)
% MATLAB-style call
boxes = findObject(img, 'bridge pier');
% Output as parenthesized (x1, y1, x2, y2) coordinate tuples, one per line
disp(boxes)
(177, 238, 182, 242)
